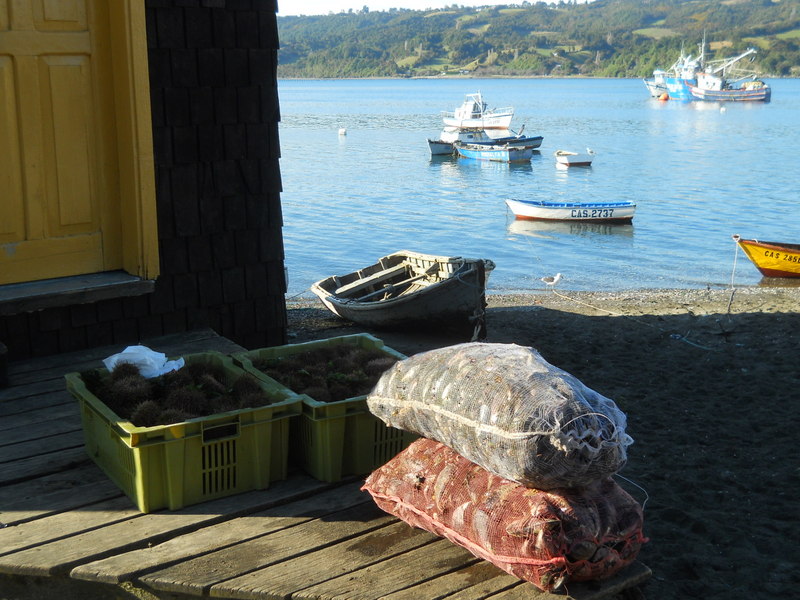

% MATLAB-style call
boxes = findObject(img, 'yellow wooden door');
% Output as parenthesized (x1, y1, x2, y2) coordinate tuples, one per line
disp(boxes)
(0, 0, 121, 285)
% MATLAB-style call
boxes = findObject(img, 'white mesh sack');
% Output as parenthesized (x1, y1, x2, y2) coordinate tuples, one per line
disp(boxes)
(367, 342, 633, 489)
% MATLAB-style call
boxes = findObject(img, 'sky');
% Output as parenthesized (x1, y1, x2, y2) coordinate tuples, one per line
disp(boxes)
(278, 1, 591, 17)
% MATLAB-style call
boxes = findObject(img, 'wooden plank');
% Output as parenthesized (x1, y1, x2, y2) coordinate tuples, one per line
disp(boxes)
(0, 475, 334, 577)
(293, 538, 478, 600)
(438, 570, 523, 600)
(71, 480, 368, 585)
(210, 522, 438, 600)
(0, 495, 139, 557)
(0, 446, 89, 486)
(0, 387, 74, 416)
(486, 562, 652, 600)
(0, 465, 122, 526)
(4, 329, 243, 385)
(0, 405, 81, 444)
(0, 430, 82, 463)
(380, 560, 513, 600)
(136, 500, 392, 596)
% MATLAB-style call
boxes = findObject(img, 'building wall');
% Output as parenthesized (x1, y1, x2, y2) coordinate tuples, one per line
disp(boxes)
(0, 0, 287, 359)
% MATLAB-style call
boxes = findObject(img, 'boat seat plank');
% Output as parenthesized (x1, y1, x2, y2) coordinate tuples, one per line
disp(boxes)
(136, 500, 391, 595)
(293, 538, 478, 600)
(210, 521, 436, 599)
(334, 264, 408, 297)
(71, 479, 365, 585)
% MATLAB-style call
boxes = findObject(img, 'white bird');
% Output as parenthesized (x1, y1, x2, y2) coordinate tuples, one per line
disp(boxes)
(338, 127, 347, 136)
(541, 273, 562, 287)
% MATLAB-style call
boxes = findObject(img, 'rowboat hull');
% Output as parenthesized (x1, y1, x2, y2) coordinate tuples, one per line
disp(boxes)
(506, 199, 636, 223)
(310, 251, 495, 329)
(456, 144, 533, 163)
(469, 135, 543, 149)
(733, 236, 800, 278)
(427, 139, 455, 155)
(555, 150, 593, 166)
(688, 84, 770, 102)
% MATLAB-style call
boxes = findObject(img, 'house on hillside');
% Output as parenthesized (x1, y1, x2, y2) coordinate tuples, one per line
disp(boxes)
(0, 0, 287, 374)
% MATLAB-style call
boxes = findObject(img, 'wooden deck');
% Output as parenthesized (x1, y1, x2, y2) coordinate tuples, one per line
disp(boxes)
(0, 329, 650, 600)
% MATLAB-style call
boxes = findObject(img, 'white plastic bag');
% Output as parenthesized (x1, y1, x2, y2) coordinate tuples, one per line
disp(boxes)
(102, 345, 184, 379)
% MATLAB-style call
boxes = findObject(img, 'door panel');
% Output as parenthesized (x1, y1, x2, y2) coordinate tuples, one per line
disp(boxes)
(0, 56, 25, 241)
(0, 0, 119, 285)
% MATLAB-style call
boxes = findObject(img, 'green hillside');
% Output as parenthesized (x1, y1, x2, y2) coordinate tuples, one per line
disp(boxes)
(277, 0, 800, 78)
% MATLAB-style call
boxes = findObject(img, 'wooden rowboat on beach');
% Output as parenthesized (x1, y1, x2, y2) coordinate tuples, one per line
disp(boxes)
(732, 235, 800, 278)
(310, 251, 495, 330)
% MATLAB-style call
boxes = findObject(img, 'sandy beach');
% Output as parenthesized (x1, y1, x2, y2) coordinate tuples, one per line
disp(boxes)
(286, 286, 800, 599)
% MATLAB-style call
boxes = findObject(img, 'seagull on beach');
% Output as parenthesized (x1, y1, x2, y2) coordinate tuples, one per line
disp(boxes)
(541, 273, 562, 287)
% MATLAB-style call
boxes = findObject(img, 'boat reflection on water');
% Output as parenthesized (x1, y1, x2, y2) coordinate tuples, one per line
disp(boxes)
(454, 154, 538, 173)
(506, 217, 634, 239)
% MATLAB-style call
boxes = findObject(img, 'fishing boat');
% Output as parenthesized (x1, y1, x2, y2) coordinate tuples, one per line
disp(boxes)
(310, 251, 496, 329)
(442, 92, 514, 130)
(554, 149, 594, 167)
(456, 142, 534, 163)
(505, 199, 636, 223)
(732, 235, 800, 278)
(687, 48, 770, 102)
(687, 49, 770, 102)
(688, 78, 770, 102)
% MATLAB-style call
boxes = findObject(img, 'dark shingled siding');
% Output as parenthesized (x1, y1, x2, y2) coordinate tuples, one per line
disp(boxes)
(0, 0, 287, 360)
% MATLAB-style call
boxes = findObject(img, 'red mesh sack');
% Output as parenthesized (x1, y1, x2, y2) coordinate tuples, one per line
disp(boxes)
(362, 438, 646, 592)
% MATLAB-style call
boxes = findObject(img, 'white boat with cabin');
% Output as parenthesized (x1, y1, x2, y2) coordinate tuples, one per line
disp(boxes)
(441, 92, 514, 130)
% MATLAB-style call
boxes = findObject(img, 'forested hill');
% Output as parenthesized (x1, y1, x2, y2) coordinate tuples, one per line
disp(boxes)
(277, 0, 800, 78)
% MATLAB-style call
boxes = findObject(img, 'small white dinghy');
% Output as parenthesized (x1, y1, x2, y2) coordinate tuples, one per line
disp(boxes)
(555, 148, 595, 167)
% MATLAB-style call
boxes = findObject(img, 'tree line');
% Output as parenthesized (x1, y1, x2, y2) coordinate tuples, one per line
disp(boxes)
(277, 0, 800, 78)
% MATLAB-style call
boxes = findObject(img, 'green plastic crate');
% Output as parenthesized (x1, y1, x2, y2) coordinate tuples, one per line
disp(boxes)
(233, 334, 416, 482)
(65, 351, 302, 513)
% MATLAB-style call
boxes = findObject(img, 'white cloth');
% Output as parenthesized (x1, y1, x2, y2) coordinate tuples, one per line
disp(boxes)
(102, 345, 184, 378)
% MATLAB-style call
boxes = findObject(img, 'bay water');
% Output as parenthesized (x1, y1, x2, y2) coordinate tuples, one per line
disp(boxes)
(277, 77, 800, 298)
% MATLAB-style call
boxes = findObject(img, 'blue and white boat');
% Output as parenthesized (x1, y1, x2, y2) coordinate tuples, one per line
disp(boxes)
(455, 143, 534, 163)
(663, 49, 705, 100)
(505, 199, 636, 223)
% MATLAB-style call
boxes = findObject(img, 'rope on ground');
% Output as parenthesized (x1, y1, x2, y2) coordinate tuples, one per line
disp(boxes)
(727, 240, 740, 315)
(548, 288, 718, 351)
(614, 474, 650, 511)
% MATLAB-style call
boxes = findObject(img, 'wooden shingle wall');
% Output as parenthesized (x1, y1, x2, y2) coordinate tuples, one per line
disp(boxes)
(0, 0, 287, 360)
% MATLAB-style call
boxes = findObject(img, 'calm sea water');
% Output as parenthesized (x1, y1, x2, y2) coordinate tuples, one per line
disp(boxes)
(277, 78, 800, 298)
